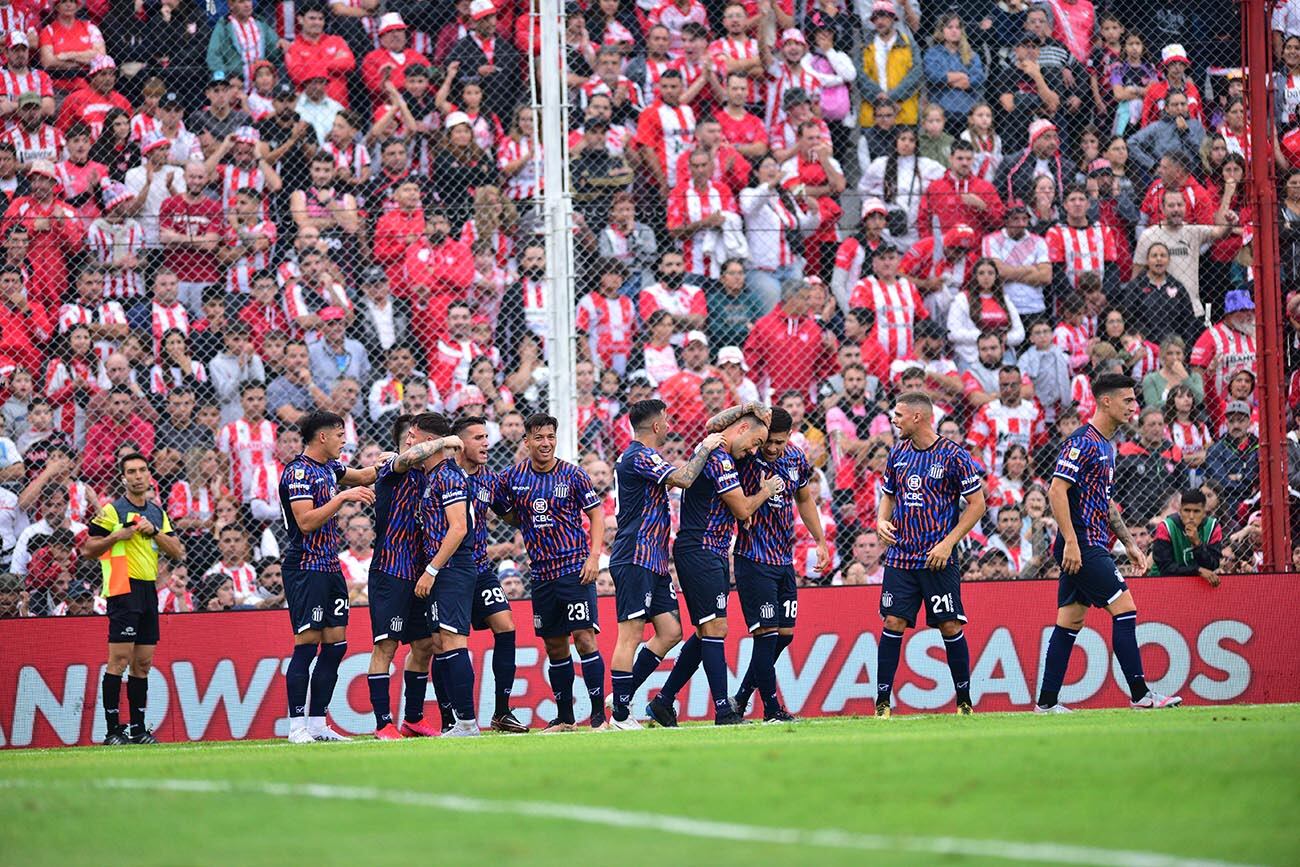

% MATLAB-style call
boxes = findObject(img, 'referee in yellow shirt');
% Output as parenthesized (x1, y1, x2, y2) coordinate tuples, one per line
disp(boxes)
(83, 454, 185, 745)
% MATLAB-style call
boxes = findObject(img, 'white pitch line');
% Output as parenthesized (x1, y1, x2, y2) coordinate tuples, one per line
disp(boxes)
(0, 777, 1258, 867)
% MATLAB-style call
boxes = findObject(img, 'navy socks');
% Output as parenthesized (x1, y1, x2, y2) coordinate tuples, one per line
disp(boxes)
(308, 640, 347, 718)
(493, 630, 517, 715)
(876, 629, 904, 704)
(1037, 626, 1080, 708)
(286, 643, 317, 719)
(1111, 612, 1148, 701)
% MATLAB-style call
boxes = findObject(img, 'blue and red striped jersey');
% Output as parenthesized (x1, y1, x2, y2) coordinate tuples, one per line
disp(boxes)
(419, 458, 475, 570)
(735, 444, 812, 565)
(370, 459, 427, 580)
(279, 454, 346, 572)
(492, 459, 601, 582)
(611, 441, 677, 574)
(464, 465, 497, 573)
(673, 447, 742, 557)
(881, 437, 983, 569)
(1052, 424, 1115, 549)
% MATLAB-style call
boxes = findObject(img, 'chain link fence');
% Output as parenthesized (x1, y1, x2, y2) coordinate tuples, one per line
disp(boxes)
(0, 0, 1285, 620)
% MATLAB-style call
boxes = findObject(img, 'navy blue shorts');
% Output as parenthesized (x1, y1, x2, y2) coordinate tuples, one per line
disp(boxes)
(880, 564, 966, 629)
(611, 562, 679, 622)
(530, 574, 599, 637)
(106, 579, 160, 645)
(367, 569, 433, 644)
(734, 556, 794, 633)
(673, 547, 730, 626)
(430, 565, 477, 635)
(471, 568, 512, 630)
(1054, 541, 1129, 608)
(284, 567, 348, 634)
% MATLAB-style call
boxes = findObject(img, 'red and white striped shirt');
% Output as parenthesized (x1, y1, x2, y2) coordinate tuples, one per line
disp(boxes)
(86, 219, 146, 299)
(66, 480, 97, 525)
(459, 219, 514, 270)
(1190, 323, 1257, 405)
(323, 139, 371, 178)
(58, 299, 126, 362)
(966, 400, 1047, 474)
(247, 458, 284, 504)
(0, 7, 35, 41)
(635, 100, 695, 189)
(649, 0, 708, 54)
(44, 356, 98, 435)
(1053, 321, 1092, 373)
(496, 135, 543, 201)
(229, 15, 266, 88)
(208, 560, 259, 600)
(149, 302, 190, 359)
(638, 279, 708, 326)
(215, 163, 266, 206)
(3, 123, 63, 164)
(157, 586, 194, 613)
(765, 60, 822, 128)
(709, 36, 761, 103)
(338, 548, 371, 590)
(850, 276, 928, 357)
(149, 360, 208, 396)
(1167, 419, 1212, 454)
(1070, 374, 1095, 424)
(666, 179, 735, 278)
(434, 336, 484, 386)
(518, 276, 547, 339)
(167, 480, 216, 526)
(1044, 222, 1118, 287)
(576, 292, 636, 368)
(578, 75, 644, 112)
(223, 219, 277, 294)
(0, 67, 52, 112)
(217, 418, 278, 502)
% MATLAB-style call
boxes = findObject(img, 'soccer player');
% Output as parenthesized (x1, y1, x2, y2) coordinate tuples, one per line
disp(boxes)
(366, 413, 463, 740)
(729, 407, 830, 722)
(85, 453, 186, 745)
(492, 414, 607, 733)
(279, 411, 379, 743)
(646, 405, 781, 728)
(607, 399, 727, 730)
(1036, 373, 1183, 712)
(875, 392, 986, 718)
(453, 414, 528, 734)
(413, 412, 482, 737)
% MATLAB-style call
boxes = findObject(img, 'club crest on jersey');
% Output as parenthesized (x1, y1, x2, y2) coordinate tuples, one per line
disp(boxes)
(715, 593, 726, 609)
(533, 614, 543, 629)
(760, 602, 775, 620)
(787, 467, 799, 481)
(312, 605, 323, 622)
(928, 464, 944, 479)
(431, 602, 439, 623)
(644, 591, 653, 607)
(555, 483, 569, 499)
(881, 591, 893, 608)
(477, 489, 491, 502)
(390, 616, 403, 633)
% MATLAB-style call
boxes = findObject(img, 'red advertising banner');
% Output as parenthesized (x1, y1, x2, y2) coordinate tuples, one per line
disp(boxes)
(2, 575, 1295, 748)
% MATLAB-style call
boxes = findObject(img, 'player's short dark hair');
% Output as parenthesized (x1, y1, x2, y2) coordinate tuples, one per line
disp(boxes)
(410, 411, 451, 437)
(299, 411, 345, 443)
(1181, 488, 1207, 507)
(768, 406, 793, 435)
(629, 399, 667, 430)
(1092, 373, 1136, 398)
(895, 391, 934, 412)
(391, 413, 412, 450)
(118, 452, 148, 475)
(453, 415, 487, 435)
(525, 413, 558, 434)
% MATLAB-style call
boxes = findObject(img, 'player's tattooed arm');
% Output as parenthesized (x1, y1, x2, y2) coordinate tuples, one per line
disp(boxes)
(666, 433, 727, 488)
(704, 402, 771, 433)
(392, 435, 464, 473)
(1107, 502, 1135, 548)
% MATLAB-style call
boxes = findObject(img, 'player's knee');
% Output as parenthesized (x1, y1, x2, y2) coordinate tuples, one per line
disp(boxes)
(937, 621, 963, 638)
(372, 639, 397, 664)
(753, 625, 779, 637)
(660, 617, 683, 646)
(106, 655, 130, 675)
(572, 630, 599, 656)
(130, 659, 152, 677)
(406, 639, 434, 668)
(882, 615, 909, 633)
(543, 636, 571, 661)
(700, 618, 727, 639)
(490, 612, 515, 634)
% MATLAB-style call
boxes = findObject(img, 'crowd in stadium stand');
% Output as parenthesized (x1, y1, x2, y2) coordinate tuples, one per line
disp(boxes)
(0, 0, 1295, 619)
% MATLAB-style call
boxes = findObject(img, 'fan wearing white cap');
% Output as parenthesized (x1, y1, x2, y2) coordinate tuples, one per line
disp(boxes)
(1139, 44, 1204, 128)
(857, 1, 923, 128)
(994, 117, 1065, 205)
(123, 132, 185, 250)
(829, 197, 894, 307)
(765, 27, 822, 129)
(445, 0, 522, 123)
(56, 55, 131, 139)
(201, 123, 283, 206)
(3, 33, 50, 116)
(360, 12, 432, 97)
(206, 0, 282, 88)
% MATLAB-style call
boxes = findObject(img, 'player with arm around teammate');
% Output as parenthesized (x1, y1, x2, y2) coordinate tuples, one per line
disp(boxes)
(606, 398, 728, 730)
(411, 412, 481, 737)
(366, 413, 464, 740)
(492, 414, 608, 733)
(875, 392, 987, 718)
(279, 411, 379, 743)
(646, 404, 784, 728)
(729, 406, 830, 723)
(1036, 373, 1182, 713)
(454, 414, 529, 734)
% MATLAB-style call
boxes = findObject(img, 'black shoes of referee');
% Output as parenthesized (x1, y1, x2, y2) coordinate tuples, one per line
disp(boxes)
(102, 726, 159, 745)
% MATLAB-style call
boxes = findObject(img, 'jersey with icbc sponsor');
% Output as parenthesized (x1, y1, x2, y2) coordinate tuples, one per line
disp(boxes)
(735, 444, 812, 565)
(881, 437, 982, 569)
(279, 455, 346, 572)
(369, 459, 426, 580)
(674, 447, 742, 557)
(1052, 424, 1114, 550)
(491, 459, 601, 582)
(419, 458, 475, 571)
(611, 441, 676, 574)
(464, 465, 498, 573)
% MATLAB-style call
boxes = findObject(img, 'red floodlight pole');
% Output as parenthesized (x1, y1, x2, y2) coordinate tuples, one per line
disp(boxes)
(1244, 0, 1291, 570)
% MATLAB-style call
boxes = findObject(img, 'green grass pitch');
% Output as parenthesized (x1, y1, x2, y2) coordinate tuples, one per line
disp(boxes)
(2, 705, 1297, 866)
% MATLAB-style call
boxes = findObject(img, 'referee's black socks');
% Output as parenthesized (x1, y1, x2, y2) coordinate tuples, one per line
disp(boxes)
(102, 671, 121, 733)
(127, 675, 149, 737)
